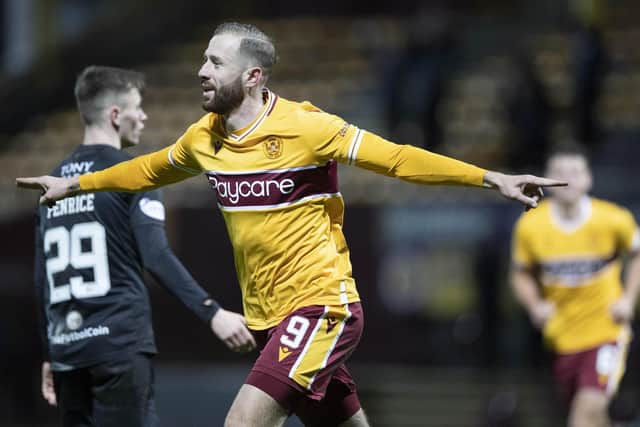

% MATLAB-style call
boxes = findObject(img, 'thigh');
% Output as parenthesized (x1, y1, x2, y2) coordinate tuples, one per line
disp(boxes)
(553, 351, 581, 404)
(569, 388, 610, 427)
(90, 353, 158, 427)
(54, 369, 94, 427)
(225, 384, 288, 427)
(294, 365, 363, 427)
(248, 303, 363, 407)
(338, 409, 370, 427)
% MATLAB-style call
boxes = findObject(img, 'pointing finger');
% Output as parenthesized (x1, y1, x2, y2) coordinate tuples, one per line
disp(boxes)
(16, 177, 46, 189)
(523, 177, 567, 187)
(542, 181, 568, 187)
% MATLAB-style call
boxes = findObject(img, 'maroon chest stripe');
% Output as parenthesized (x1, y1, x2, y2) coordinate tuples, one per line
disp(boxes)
(205, 161, 339, 209)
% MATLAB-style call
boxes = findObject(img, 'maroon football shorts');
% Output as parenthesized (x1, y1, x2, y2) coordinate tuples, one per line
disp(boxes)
(246, 302, 364, 425)
(553, 340, 629, 403)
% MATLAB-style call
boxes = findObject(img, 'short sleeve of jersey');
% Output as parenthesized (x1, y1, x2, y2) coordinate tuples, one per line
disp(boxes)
(613, 207, 640, 253)
(129, 190, 166, 227)
(512, 216, 534, 268)
(298, 102, 361, 164)
(167, 124, 204, 175)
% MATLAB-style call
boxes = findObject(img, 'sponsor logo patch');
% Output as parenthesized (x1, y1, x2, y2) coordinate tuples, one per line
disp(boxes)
(139, 198, 165, 221)
(208, 176, 295, 205)
(66, 310, 83, 330)
(206, 162, 338, 209)
(49, 325, 110, 345)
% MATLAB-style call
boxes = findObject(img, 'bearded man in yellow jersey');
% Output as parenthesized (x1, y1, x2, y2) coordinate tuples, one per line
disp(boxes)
(18, 22, 566, 427)
(511, 144, 640, 427)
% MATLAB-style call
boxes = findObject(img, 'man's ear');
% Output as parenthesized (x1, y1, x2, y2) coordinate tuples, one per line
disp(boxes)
(110, 106, 121, 128)
(246, 67, 263, 88)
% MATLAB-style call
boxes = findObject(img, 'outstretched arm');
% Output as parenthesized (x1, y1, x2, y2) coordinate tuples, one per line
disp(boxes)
(16, 145, 196, 205)
(349, 131, 566, 209)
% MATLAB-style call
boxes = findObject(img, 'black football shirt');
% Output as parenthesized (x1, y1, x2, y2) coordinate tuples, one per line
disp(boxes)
(34, 145, 163, 370)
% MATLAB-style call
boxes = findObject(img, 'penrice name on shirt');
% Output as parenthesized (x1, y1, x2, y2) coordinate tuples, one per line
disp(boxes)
(47, 194, 95, 218)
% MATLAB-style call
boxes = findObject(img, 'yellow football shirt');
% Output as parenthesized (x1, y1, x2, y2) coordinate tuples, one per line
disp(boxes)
(512, 197, 639, 353)
(80, 89, 487, 330)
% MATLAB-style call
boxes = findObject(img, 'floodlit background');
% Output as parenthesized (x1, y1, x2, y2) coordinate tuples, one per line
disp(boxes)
(1, 0, 639, 425)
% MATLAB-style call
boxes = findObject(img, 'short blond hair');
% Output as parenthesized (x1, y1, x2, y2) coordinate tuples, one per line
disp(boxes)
(214, 22, 277, 79)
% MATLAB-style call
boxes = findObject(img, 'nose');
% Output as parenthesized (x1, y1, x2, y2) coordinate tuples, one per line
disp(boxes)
(198, 62, 208, 80)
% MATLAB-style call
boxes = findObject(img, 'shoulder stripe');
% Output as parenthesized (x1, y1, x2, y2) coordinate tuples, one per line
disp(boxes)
(168, 147, 201, 175)
(347, 128, 364, 165)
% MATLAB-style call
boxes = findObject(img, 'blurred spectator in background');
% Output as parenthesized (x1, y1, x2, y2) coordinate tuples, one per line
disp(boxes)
(510, 144, 640, 427)
(382, 3, 457, 151)
(569, 0, 610, 148)
(499, 51, 552, 172)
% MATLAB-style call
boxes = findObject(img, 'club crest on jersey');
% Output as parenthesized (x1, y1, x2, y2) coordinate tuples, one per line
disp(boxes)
(263, 136, 283, 159)
(338, 122, 350, 137)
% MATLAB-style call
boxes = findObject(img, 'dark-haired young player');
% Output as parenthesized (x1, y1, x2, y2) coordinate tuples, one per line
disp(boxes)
(34, 65, 254, 427)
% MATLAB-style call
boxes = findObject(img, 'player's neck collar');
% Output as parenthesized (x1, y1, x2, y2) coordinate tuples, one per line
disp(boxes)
(226, 88, 277, 142)
(550, 196, 592, 233)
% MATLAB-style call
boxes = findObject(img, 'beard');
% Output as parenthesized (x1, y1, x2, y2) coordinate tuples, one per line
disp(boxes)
(202, 76, 245, 115)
